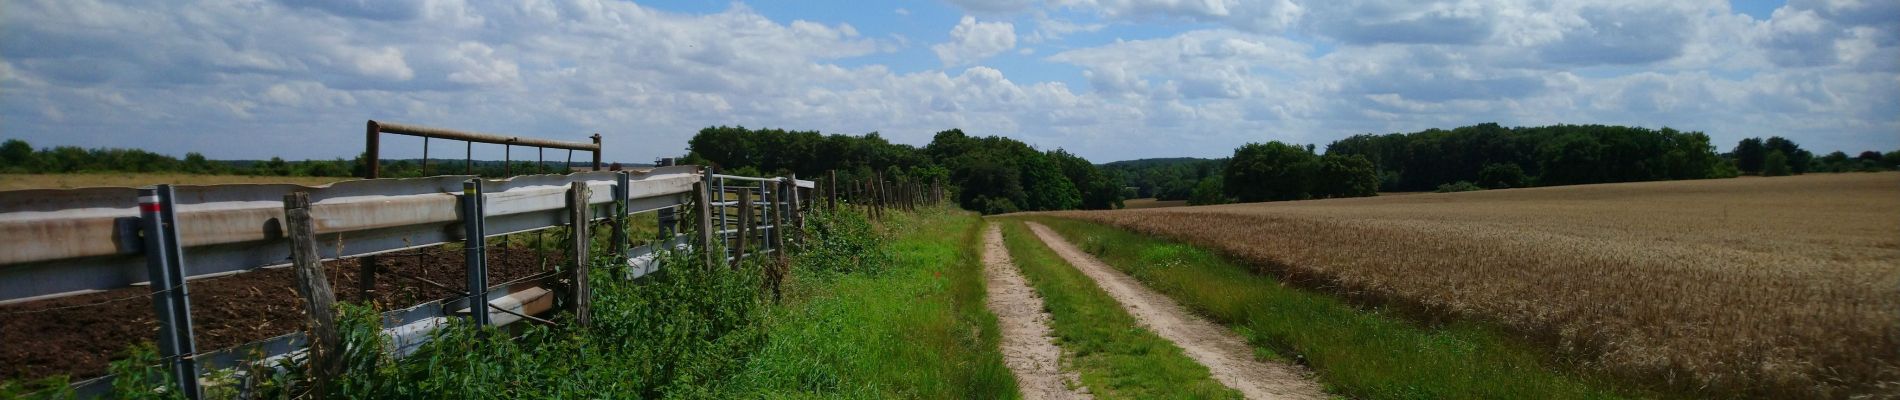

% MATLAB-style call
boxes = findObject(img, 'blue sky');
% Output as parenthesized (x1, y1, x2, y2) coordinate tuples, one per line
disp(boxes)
(2, 0, 1896, 164)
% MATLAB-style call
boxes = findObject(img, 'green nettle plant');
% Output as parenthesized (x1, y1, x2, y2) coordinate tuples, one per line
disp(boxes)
(70, 207, 893, 399)
(795, 208, 891, 277)
(108, 343, 182, 400)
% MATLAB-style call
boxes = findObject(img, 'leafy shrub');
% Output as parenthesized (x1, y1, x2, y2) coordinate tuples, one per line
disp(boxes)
(1476, 163, 1527, 189)
(1435, 181, 1484, 193)
(1763, 151, 1791, 176)
(796, 208, 891, 276)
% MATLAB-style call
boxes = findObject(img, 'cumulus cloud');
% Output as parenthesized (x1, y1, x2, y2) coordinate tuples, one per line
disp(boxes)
(946, 0, 1039, 14)
(933, 16, 1018, 67)
(1063, 0, 1304, 32)
(0, 0, 1894, 164)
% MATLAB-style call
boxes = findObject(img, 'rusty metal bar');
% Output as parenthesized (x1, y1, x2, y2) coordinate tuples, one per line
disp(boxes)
(590, 134, 602, 171)
(370, 120, 602, 152)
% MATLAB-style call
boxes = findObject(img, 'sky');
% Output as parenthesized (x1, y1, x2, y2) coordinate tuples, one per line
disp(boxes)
(1, 0, 1896, 164)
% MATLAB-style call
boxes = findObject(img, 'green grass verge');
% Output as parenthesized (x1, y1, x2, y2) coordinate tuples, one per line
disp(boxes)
(997, 220, 1241, 399)
(716, 207, 1018, 398)
(1023, 217, 1640, 400)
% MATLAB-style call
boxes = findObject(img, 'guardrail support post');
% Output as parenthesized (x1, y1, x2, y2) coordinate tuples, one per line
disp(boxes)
(283, 192, 340, 397)
(359, 255, 378, 304)
(460, 179, 491, 326)
(138, 185, 203, 400)
(566, 182, 592, 327)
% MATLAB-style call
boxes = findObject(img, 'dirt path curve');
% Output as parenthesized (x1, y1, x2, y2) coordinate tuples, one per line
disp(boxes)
(1026, 222, 1326, 400)
(982, 224, 1092, 400)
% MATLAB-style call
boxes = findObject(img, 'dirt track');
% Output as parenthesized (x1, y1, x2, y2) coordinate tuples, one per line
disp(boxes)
(982, 224, 1090, 400)
(1026, 222, 1324, 400)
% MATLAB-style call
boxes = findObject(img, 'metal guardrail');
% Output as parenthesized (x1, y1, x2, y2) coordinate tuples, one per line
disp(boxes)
(1, 165, 817, 398)
(0, 165, 702, 305)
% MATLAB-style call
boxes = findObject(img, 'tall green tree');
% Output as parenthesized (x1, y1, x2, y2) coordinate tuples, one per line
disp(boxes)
(1734, 138, 1766, 174)
(1763, 136, 1812, 174)
(1312, 154, 1381, 198)
(1, 139, 33, 170)
(1224, 141, 1318, 202)
(1763, 150, 1791, 176)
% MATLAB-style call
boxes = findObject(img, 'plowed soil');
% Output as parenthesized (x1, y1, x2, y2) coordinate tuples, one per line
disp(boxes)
(1, 244, 569, 383)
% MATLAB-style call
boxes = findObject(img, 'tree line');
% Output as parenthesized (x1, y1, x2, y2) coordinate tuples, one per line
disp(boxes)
(682, 126, 1123, 214)
(0, 139, 575, 178)
(1109, 123, 1900, 204)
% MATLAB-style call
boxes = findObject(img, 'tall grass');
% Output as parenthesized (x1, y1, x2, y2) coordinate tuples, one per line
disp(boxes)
(713, 207, 1018, 398)
(1024, 217, 1633, 399)
(998, 220, 1241, 399)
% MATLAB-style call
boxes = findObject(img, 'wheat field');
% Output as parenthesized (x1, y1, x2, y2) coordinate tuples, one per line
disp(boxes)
(1046, 173, 1900, 397)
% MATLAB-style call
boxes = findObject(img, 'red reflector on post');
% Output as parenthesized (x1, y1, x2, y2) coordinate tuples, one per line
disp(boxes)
(140, 203, 163, 212)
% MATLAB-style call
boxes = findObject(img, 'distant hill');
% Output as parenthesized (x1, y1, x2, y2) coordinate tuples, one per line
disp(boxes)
(1101, 157, 1217, 168)
(1100, 157, 1225, 200)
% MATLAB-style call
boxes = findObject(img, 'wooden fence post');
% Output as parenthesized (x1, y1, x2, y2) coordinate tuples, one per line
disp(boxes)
(732, 193, 751, 270)
(611, 172, 630, 259)
(770, 179, 789, 302)
(697, 168, 716, 268)
(566, 182, 592, 327)
(827, 170, 838, 210)
(283, 192, 340, 398)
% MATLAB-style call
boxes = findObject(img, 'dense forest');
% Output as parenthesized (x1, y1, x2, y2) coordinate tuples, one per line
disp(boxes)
(1326, 123, 1899, 191)
(1107, 123, 1900, 204)
(682, 126, 1123, 214)
(1102, 158, 1223, 201)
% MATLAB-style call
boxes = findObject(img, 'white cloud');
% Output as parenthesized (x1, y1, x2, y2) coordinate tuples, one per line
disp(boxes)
(932, 16, 1018, 67)
(946, 0, 1039, 14)
(1060, 0, 1304, 32)
(0, 0, 1894, 165)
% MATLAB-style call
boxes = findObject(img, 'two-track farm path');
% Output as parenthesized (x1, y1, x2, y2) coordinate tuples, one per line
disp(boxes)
(982, 224, 1092, 400)
(1025, 222, 1326, 400)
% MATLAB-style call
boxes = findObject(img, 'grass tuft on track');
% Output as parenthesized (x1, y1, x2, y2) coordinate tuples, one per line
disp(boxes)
(998, 220, 1241, 399)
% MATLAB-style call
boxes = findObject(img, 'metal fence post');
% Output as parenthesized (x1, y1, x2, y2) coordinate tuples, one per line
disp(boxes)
(460, 179, 491, 326)
(657, 206, 676, 238)
(772, 179, 788, 254)
(138, 185, 203, 400)
(760, 181, 775, 254)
